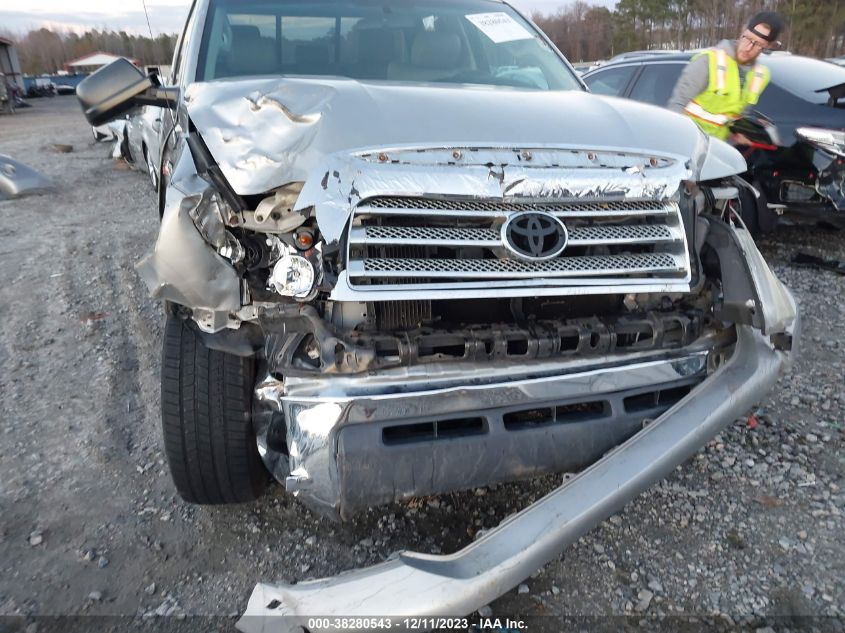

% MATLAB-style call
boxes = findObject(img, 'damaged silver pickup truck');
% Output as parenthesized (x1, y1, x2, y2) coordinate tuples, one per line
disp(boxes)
(76, 0, 798, 627)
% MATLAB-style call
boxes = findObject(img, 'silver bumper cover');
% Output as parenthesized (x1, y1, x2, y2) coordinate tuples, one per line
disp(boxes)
(239, 321, 794, 633)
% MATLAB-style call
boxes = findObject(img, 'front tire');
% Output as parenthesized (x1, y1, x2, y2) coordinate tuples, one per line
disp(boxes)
(737, 184, 761, 236)
(144, 146, 159, 191)
(161, 315, 268, 504)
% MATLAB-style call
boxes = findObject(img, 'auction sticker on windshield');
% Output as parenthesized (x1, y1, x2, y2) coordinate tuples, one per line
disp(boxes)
(465, 12, 534, 43)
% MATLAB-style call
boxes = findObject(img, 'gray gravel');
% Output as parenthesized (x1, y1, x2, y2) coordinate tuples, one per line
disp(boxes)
(0, 97, 842, 627)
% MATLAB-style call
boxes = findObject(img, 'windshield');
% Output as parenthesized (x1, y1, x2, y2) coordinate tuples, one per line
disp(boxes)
(769, 56, 845, 104)
(196, 0, 581, 91)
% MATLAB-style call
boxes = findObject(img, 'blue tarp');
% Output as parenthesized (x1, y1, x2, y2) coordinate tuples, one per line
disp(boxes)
(23, 74, 89, 91)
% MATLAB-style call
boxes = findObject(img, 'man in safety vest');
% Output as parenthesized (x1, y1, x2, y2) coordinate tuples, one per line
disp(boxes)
(668, 12, 784, 144)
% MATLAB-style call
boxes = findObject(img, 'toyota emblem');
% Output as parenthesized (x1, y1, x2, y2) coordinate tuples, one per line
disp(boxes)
(502, 212, 568, 261)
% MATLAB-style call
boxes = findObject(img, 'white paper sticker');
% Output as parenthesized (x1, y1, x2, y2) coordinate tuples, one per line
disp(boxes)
(465, 12, 534, 44)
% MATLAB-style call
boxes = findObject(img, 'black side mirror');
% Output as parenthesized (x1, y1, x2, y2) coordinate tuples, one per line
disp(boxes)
(77, 58, 179, 126)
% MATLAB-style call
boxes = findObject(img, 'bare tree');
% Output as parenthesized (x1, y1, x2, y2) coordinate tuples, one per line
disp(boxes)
(15, 27, 177, 75)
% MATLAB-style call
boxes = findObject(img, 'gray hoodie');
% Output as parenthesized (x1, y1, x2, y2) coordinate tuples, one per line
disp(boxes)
(667, 40, 753, 114)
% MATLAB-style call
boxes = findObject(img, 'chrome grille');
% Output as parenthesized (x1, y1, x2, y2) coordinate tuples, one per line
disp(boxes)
(346, 196, 690, 291)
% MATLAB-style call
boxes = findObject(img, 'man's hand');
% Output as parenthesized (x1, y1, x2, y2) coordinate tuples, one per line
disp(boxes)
(731, 132, 753, 146)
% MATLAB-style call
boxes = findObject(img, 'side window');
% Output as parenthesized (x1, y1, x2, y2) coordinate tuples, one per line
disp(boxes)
(583, 66, 637, 96)
(629, 64, 685, 107)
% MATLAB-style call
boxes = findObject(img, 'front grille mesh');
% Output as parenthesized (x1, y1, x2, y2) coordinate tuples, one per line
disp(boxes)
(570, 224, 674, 242)
(352, 223, 677, 245)
(365, 197, 671, 215)
(355, 253, 682, 277)
(346, 195, 690, 289)
(362, 225, 499, 242)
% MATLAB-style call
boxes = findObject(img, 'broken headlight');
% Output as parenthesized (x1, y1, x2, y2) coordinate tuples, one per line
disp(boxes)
(268, 251, 317, 300)
(796, 127, 845, 158)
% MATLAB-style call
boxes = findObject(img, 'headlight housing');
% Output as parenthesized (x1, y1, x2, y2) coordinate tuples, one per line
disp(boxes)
(795, 127, 845, 158)
(268, 252, 317, 300)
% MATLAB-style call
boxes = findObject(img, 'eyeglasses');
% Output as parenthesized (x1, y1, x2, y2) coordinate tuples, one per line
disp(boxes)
(739, 33, 769, 51)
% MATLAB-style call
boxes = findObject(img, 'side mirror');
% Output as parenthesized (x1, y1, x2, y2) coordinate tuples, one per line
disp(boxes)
(77, 58, 178, 126)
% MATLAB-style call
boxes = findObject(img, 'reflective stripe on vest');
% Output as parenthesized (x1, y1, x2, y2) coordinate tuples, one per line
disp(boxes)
(714, 48, 729, 92)
(683, 100, 733, 126)
(745, 64, 770, 105)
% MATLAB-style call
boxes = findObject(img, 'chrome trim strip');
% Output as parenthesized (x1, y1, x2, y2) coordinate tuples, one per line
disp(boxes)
(329, 271, 692, 300)
(354, 204, 673, 219)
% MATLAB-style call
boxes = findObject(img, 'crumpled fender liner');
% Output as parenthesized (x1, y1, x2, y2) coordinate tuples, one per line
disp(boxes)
(704, 217, 797, 337)
(136, 142, 242, 314)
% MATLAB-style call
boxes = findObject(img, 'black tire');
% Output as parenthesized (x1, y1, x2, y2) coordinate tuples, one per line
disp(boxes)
(737, 184, 761, 236)
(161, 315, 268, 504)
(119, 134, 132, 163)
(144, 145, 158, 191)
(752, 180, 778, 234)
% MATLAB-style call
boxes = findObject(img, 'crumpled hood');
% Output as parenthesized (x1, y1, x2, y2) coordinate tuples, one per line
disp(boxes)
(185, 77, 739, 196)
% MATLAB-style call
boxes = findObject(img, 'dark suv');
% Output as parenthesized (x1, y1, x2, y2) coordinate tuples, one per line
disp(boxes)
(584, 53, 845, 231)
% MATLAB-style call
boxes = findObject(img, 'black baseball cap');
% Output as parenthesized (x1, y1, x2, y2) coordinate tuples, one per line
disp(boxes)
(747, 11, 784, 42)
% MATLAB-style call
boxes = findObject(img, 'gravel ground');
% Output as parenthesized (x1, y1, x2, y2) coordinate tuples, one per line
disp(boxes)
(1, 98, 843, 631)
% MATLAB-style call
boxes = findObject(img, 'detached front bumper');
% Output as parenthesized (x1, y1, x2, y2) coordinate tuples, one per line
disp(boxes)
(239, 318, 795, 633)
(263, 342, 720, 520)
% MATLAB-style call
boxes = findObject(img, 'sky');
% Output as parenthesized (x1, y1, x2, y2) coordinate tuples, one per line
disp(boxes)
(0, 0, 616, 36)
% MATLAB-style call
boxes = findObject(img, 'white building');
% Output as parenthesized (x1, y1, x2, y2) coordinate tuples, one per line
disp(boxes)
(63, 52, 140, 74)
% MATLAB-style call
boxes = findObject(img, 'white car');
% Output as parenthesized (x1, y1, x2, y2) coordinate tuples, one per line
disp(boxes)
(92, 106, 164, 190)
(125, 106, 165, 190)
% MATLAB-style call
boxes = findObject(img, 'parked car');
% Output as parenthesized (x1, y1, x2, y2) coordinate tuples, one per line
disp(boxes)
(76, 0, 797, 624)
(92, 119, 131, 165)
(570, 61, 594, 75)
(26, 78, 56, 98)
(92, 121, 120, 142)
(91, 107, 164, 190)
(607, 49, 684, 63)
(583, 53, 845, 230)
(125, 106, 165, 189)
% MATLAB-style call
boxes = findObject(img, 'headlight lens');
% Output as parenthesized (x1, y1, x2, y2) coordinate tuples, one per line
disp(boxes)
(268, 253, 316, 299)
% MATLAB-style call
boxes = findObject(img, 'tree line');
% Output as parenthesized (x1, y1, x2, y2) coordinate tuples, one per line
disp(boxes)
(4, 0, 844, 76)
(533, 0, 845, 62)
(3, 28, 177, 75)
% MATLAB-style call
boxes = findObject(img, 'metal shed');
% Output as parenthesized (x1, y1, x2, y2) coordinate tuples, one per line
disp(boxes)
(0, 37, 24, 91)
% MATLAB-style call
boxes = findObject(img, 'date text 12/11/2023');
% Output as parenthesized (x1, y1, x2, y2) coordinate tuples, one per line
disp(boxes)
(305, 617, 528, 631)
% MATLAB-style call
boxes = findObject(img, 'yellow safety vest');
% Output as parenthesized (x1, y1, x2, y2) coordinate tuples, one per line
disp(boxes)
(683, 48, 770, 140)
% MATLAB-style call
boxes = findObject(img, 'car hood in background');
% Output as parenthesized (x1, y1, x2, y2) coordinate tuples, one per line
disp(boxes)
(185, 77, 743, 196)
